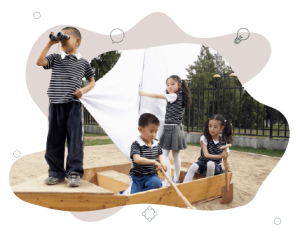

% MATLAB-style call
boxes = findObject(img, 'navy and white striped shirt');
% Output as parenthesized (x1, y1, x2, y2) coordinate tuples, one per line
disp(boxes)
(198, 135, 226, 165)
(165, 92, 184, 124)
(129, 136, 163, 176)
(43, 53, 95, 104)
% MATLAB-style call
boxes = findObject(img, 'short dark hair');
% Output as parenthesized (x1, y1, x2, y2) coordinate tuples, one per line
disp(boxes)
(61, 26, 82, 39)
(139, 113, 160, 128)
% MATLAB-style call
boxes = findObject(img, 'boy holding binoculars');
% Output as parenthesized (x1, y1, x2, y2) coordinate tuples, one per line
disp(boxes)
(35, 27, 95, 187)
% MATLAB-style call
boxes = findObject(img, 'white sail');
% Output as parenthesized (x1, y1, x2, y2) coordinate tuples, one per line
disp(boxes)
(80, 47, 169, 162)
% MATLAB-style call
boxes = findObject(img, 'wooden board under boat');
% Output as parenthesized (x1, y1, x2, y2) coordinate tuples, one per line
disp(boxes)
(12, 160, 232, 211)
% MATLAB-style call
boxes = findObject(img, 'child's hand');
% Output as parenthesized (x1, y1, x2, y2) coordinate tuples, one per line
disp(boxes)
(74, 88, 84, 98)
(224, 163, 230, 171)
(154, 161, 163, 172)
(139, 89, 144, 96)
(220, 151, 229, 159)
(161, 164, 167, 172)
(47, 32, 60, 45)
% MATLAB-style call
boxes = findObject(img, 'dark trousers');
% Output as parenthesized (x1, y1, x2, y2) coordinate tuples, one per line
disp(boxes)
(45, 101, 84, 178)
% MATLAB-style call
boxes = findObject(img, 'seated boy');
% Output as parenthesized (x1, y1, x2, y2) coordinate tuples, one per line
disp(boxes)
(121, 113, 167, 194)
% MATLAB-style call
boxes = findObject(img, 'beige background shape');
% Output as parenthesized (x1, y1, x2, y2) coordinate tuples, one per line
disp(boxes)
(23, 12, 271, 221)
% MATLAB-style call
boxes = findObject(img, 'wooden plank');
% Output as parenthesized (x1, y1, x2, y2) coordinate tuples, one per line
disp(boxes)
(112, 164, 132, 175)
(126, 172, 232, 208)
(82, 163, 132, 184)
(11, 175, 114, 195)
(97, 171, 130, 194)
(14, 193, 127, 211)
(169, 159, 193, 168)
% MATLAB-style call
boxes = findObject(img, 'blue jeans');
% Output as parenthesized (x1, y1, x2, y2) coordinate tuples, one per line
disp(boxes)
(130, 174, 162, 194)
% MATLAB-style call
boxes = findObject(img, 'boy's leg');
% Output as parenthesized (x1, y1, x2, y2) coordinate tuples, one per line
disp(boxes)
(130, 175, 145, 194)
(65, 102, 84, 178)
(44, 103, 67, 179)
(143, 175, 162, 191)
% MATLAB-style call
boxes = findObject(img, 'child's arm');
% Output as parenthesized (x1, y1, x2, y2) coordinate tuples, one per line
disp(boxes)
(139, 89, 167, 100)
(158, 155, 167, 172)
(74, 76, 95, 98)
(133, 154, 163, 171)
(201, 141, 228, 160)
(35, 32, 59, 66)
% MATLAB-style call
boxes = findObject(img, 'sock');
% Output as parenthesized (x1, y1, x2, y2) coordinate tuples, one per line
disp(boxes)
(162, 149, 171, 179)
(183, 163, 199, 183)
(206, 161, 215, 177)
(172, 150, 181, 182)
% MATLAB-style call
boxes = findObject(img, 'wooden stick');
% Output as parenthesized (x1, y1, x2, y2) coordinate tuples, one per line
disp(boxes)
(220, 144, 232, 192)
(160, 169, 196, 210)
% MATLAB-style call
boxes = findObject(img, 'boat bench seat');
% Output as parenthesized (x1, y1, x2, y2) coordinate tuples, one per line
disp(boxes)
(97, 170, 130, 194)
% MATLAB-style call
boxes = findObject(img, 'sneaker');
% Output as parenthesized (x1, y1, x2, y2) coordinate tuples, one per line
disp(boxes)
(172, 176, 180, 184)
(162, 179, 170, 187)
(44, 176, 65, 185)
(67, 172, 81, 187)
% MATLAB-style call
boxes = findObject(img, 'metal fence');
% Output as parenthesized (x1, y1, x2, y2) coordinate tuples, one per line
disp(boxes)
(185, 78, 289, 138)
(83, 77, 289, 139)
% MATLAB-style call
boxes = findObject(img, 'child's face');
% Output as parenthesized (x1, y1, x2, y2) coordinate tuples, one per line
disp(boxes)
(59, 29, 81, 54)
(208, 119, 224, 138)
(138, 123, 159, 144)
(166, 78, 182, 94)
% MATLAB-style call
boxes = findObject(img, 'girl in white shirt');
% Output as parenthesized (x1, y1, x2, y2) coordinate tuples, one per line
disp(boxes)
(139, 75, 191, 185)
(183, 114, 233, 182)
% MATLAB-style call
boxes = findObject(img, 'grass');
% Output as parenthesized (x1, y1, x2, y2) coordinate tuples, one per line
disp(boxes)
(184, 124, 290, 139)
(187, 143, 285, 158)
(64, 132, 285, 158)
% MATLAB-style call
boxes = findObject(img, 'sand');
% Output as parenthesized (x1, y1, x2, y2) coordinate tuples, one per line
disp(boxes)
(9, 144, 280, 210)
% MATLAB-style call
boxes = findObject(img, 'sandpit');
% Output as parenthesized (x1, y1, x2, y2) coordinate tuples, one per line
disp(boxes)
(9, 144, 280, 210)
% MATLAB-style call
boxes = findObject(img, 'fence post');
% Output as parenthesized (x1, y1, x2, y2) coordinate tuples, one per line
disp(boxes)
(270, 107, 274, 139)
(187, 81, 190, 133)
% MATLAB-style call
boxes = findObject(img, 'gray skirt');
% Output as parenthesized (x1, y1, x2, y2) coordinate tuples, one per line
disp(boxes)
(159, 124, 187, 150)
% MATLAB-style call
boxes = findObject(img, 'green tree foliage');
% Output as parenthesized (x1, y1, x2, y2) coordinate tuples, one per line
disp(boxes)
(184, 46, 288, 136)
(81, 51, 121, 88)
(90, 51, 122, 82)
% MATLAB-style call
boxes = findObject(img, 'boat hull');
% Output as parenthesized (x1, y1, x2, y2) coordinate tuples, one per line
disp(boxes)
(14, 162, 232, 211)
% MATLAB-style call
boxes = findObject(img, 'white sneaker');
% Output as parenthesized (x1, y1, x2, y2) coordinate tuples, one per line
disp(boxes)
(162, 179, 170, 187)
(172, 176, 180, 184)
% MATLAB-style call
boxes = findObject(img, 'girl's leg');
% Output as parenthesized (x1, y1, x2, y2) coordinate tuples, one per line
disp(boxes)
(172, 150, 181, 182)
(206, 161, 215, 177)
(183, 163, 199, 183)
(162, 149, 171, 178)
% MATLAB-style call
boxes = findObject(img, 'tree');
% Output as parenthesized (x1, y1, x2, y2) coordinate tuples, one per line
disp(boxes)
(81, 51, 121, 88)
(90, 51, 122, 82)
(183, 45, 285, 134)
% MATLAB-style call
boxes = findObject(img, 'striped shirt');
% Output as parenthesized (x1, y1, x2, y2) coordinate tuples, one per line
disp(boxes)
(129, 136, 163, 176)
(164, 92, 184, 124)
(43, 52, 95, 104)
(198, 135, 226, 165)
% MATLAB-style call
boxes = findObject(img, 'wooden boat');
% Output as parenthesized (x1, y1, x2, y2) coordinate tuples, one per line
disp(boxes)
(12, 159, 232, 211)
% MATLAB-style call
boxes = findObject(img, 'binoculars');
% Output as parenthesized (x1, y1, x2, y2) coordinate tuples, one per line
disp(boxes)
(49, 32, 70, 41)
